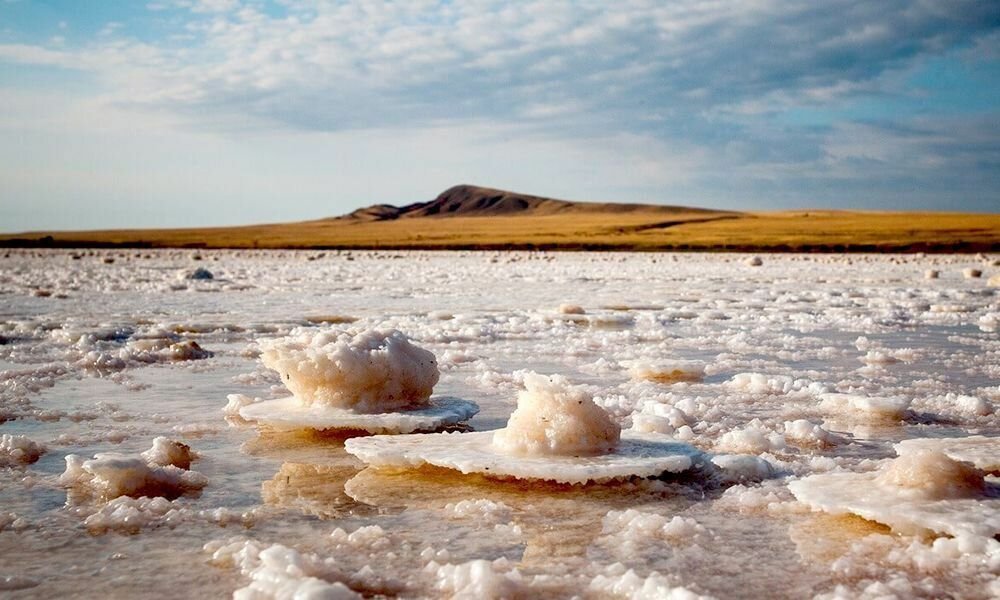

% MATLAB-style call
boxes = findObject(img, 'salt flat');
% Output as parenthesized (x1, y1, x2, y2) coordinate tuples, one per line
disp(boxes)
(0, 249, 998, 598)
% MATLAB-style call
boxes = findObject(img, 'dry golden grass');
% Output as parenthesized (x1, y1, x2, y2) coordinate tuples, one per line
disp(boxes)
(3, 209, 999, 252)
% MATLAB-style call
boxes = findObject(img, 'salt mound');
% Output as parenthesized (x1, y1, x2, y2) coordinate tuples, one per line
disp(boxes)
(925, 269, 939, 279)
(962, 268, 982, 279)
(818, 393, 909, 423)
(60, 437, 207, 500)
(988, 273, 1000, 287)
(260, 328, 439, 412)
(789, 450, 999, 538)
(745, 256, 763, 267)
(239, 395, 479, 434)
(895, 436, 1000, 475)
(180, 267, 214, 280)
(629, 360, 705, 384)
(492, 372, 620, 457)
(0, 434, 45, 467)
(558, 304, 585, 315)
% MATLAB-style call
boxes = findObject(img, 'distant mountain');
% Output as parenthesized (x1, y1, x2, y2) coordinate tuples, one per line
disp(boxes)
(343, 184, 726, 220)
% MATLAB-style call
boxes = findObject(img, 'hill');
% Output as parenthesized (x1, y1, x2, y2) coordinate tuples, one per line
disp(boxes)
(342, 185, 723, 220)
(2, 185, 999, 252)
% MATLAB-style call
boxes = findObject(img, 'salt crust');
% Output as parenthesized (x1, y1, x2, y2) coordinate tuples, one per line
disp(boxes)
(345, 430, 701, 484)
(60, 437, 206, 500)
(259, 328, 439, 412)
(0, 434, 45, 467)
(895, 436, 1000, 474)
(239, 395, 479, 434)
(789, 450, 999, 537)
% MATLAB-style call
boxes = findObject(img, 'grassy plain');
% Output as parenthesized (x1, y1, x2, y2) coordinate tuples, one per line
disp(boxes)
(3, 210, 999, 252)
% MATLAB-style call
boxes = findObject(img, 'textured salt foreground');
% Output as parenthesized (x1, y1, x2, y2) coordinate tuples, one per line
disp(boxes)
(1, 249, 999, 598)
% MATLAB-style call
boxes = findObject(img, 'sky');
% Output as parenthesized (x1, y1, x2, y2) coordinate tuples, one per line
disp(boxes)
(0, 0, 998, 232)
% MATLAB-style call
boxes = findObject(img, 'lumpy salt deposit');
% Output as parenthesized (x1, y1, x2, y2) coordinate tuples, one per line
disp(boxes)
(259, 328, 439, 412)
(492, 372, 621, 457)
(1, 249, 999, 598)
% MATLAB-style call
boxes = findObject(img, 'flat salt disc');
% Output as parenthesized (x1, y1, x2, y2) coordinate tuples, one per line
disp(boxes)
(895, 436, 1000, 474)
(789, 471, 1000, 538)
(239, 396, 479, 434)
(344, 430, 702, 484)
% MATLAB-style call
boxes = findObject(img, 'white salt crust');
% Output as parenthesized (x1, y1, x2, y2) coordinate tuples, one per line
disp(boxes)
(789, 451, 1000, 537)
(239, 395, 479, 434)
(895, 436, 1000, 474)
(345, 430, 701, 484)
(259, 328, 440, 412)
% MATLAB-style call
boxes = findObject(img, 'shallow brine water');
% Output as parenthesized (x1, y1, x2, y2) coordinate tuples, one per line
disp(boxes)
(0, 249, 998, 599)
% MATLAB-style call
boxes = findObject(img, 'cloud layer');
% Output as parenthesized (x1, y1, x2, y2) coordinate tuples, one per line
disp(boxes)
(0, 0, 998, 228)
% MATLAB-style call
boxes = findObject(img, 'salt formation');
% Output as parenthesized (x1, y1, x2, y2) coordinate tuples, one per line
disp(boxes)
(180, 267, 214, 280)
(558, 304, 586, 315)
(628, 360, 705, 383)
(895, 436, 999, 474)
(60, 437, 207, 500)
(345, 372, 703, 484)
(989, 273, 1000, 287)
(0, 434, 45, 467)
(790, 449, 999, 538)
(962, 268, 982, 278)
(745, 256, 763, 266)
(240, 328, 478, 433)
(493, 373, 621, 456)
(818, 393, 910, 423)
(924, 269, 939, 279)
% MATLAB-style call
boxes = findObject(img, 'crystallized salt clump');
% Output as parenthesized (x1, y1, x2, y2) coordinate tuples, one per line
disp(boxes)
(875, 449, 986, 500)
(895, 436, 999, 474)
(818, 393, 910, 423)
(492, 372, 620, 457)
(260, 328, 439, 412)
(60, 437, 206, 500)
(0, 434, 45, 467)
(628, 360, 705, 384)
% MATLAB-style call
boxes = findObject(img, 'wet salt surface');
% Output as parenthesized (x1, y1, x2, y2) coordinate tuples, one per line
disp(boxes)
(1, 249, 999, 598)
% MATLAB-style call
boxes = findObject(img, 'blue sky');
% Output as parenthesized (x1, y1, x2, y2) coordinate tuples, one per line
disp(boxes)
(1, 0, 998, 232)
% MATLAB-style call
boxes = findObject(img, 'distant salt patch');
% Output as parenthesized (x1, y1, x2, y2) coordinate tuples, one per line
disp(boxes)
(493, 372, 621, 457)
(429, 558, 523, 599)
(783, 420, 842, 448)
(790, 449, 999, 538)
(715, 422, 785, 455)
(0, 434, 45, 467)
(818, 393, 910, 423)
(444, 499, 513, 525)
(558, 304, 586, 315)
(628, 360, 705, 384)
(710, 455, 776, 483)
(60, 437, 206, 500)
(629, 403, 692, 436)
(962, 268, 982, 279)
(81, 496, 256, 534)
(206, 539, 362, 599)
(601, 509, 707, 548)
(745, 256, 763, 267)
(259, 328, 439, 412)
(589, 564, 713, 600)
(179, 267, 214, 281)
(222, 393, 261, 417)
(725, 373, 807, 395)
